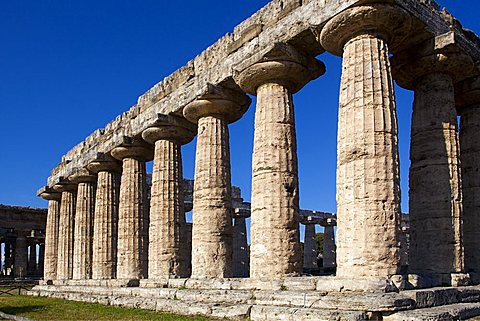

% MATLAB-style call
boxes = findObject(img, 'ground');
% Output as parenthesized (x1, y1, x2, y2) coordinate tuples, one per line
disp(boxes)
(0, 293, 210, 321)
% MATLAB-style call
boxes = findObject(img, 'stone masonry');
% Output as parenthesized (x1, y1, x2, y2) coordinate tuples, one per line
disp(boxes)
(34, 0, 480, 319)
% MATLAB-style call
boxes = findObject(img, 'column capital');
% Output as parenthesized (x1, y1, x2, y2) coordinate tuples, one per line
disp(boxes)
(234, 42, 325, 95)
(456, 75, 480, 110)
(183, 84, 250, 124)
(52, 178, 76, 193)
(234, 208, 250, 219)
(37, 186, 62, 201)
(392, 50, 475, 90)
(68, 168, 96, 184)
(320, 4, 413, 56)
(110, 137, 153, 161)
(142, 114, 196, 145)
(87, 153, 122, 173)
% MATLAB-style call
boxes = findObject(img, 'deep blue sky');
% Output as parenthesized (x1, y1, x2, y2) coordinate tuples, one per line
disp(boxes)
(1, 0, 479, 220)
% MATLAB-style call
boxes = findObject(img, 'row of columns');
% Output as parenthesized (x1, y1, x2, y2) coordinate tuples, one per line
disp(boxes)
(1, 233, 44, 278)
(40, 2, 480, 286)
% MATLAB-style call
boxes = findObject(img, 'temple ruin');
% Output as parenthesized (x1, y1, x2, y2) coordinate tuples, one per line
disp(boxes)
(30, 0, 480, 319)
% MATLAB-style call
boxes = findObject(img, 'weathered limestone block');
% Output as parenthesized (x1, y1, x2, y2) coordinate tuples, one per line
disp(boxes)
(142, 116, 196, 280)
(70, 169, 96, 280)
(39, 188, 61, 281)
(14, 230, 29, 278)
(393, 48, 476, 279)
(87, 157, 121, 279)
(323, 223, 336, 270)
(183, 87, 250, 279)
(457, 76, 480, 278)
(111, 141, 153, 280)
(303, 223, 318, 270)
(236, 42, 324, 278)
(233, 210, 250, 278)
(320, 4, 412, 278)
(53, 183, 76, 280)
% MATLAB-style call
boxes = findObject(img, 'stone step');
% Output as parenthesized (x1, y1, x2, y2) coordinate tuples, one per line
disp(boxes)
(383, 302, 480, 321)
(30, 285, 414, 312)
(249, 305, 371, 321)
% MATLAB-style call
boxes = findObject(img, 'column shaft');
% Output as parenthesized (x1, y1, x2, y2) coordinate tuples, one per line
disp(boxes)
(44, 199, 60, 280)
(117, 158, 149, 279)
(323, 225, 336, 270)
(233, 217, 249, 277)
(303, 224, 318, 270)
(250, 82, 301, 278)
(28, 243, 36, 275)
(39, 243, 45, 275)
(14, 233, 28, 278)
(460, 105, 480, 274)
(57, 190, 76, 279)
(149, 140, 187, 279)
(409, 73, 463, 275)
(92, 171, 120, 279)
(191, 116, 233, 278)
(73, 181, 95, 279)
(336, 34, 401, 277)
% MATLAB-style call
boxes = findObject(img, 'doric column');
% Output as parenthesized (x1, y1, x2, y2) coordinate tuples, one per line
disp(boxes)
(70, 169, 96, 280)
(236, 43, 324, 278)
(183, 86, 250, 279)
(53, 181, 76, 280)
(38, 242, 45, 275)
(0, 241, 2, 276)
(185, 222, 193, 277)
(323, 219, 336, 271)
(320, 4, 412, 278)
(142, 116, 196, 280)
(4, 241, 12, 276)
(38, 187, 61, 281)
(28, 242, 36, 275)
(87, 155, 122, 280)
(111, 139, 152, 281)
(303, 223, 318, 271)
(14, 231, 29, 278)
(393, 43, 475, 283)
(233, 209, 250, 278)
(456, 76, 480, 279)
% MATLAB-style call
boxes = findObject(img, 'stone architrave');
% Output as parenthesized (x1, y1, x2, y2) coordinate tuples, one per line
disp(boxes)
(39, 188, 61, 281)
(456, 76, 480, 278)
(320, 4, 413, 278)
(142, 116, 196, 280)
(236, 43, 324, 278)
(393, 46, 475, 281)
(87, 156, 122, 280)
(53, 182, 76, 280)
(14, 231, 29, 278)
(183, 86, 250, 279)
(111, 139, 153, 281)
(70, 169, 96, 280)
(233, 209, 250, 278)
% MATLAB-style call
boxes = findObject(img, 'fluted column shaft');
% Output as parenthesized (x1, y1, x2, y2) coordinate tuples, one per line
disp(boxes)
(56, 188, 76, 280)
(113, 153, 149, 280)
(460, 105, 480, 275)
(251, 82, 301, 277)
(336, 34, 401, 277)
(39, 243, 45, 275)
(303, 224, 317, 270)
(90, 167, 120, 279)
(409, 73, 463, 275)
(4, 241, 11, 275)
(233, 216, 249, 277)
(191, 115, 233, 278)
(14, 232, 28, 278)
(148, 139, 187, 278)
(43, 198, 60, 280)
(323, 224, 336, 270)
(72, 179, 96, 279)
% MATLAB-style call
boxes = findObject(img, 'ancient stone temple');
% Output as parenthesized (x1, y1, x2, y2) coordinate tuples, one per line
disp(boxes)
(30, 0, 480, 319)
(0, 205, 47, 279)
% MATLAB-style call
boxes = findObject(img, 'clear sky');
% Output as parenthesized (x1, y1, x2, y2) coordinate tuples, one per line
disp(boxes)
(1, 0, 479, 223)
